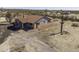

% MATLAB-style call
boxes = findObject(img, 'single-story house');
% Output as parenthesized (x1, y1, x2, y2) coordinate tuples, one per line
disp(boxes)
(8, 15, 52, 31)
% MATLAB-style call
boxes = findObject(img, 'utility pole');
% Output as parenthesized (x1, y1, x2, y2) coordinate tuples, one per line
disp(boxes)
(60, 15, 64, 35)
(60, 10, 64, 35)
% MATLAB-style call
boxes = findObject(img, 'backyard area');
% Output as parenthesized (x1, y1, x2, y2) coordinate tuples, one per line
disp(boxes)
(1, 9, 79, 52)
(0, 19, 79, 52)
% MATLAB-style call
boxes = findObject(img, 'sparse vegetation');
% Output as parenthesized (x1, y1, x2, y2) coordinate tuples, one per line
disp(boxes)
(71, 23, 79, 27)
(1, 8, 79, 52)
(63, 31, 70, 34)
(0, 25, 11, 44)
(5, 12, 12, 23)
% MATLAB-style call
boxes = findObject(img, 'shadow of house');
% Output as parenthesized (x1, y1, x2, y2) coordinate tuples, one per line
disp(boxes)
(7, 19, 22, 31)
(7, 15, 52, 31)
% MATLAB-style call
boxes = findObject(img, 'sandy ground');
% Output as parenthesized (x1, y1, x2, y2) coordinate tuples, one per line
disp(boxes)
(1, 20, 79, 52)
(47, 21, 79, 51)
(0, 30, 56, 52)
(0, 25, 11, 44)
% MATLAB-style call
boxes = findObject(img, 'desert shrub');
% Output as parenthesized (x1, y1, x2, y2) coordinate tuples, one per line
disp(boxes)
(76, 45, 79, 48)
(75, 19, 79, 22)
(52, 15, 57, 19)
(68, 16, 79, 22)
(63, 17, 69, 21)
(10, 45, 25, 52)
(63, 31, 70, 35)
(71, 23, 79, 27)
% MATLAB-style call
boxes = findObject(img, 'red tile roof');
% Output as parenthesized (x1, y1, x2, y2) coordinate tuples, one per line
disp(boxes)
(17, 15, 44, 23)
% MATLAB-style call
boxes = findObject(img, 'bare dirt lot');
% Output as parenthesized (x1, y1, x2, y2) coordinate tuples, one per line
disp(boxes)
(1, 19, 79, 52)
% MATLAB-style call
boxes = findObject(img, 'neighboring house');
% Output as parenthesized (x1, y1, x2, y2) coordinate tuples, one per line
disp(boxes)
(0, 17, 9, 24)
(10, 15, 52, 31)
(0, 17, 6, 22)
